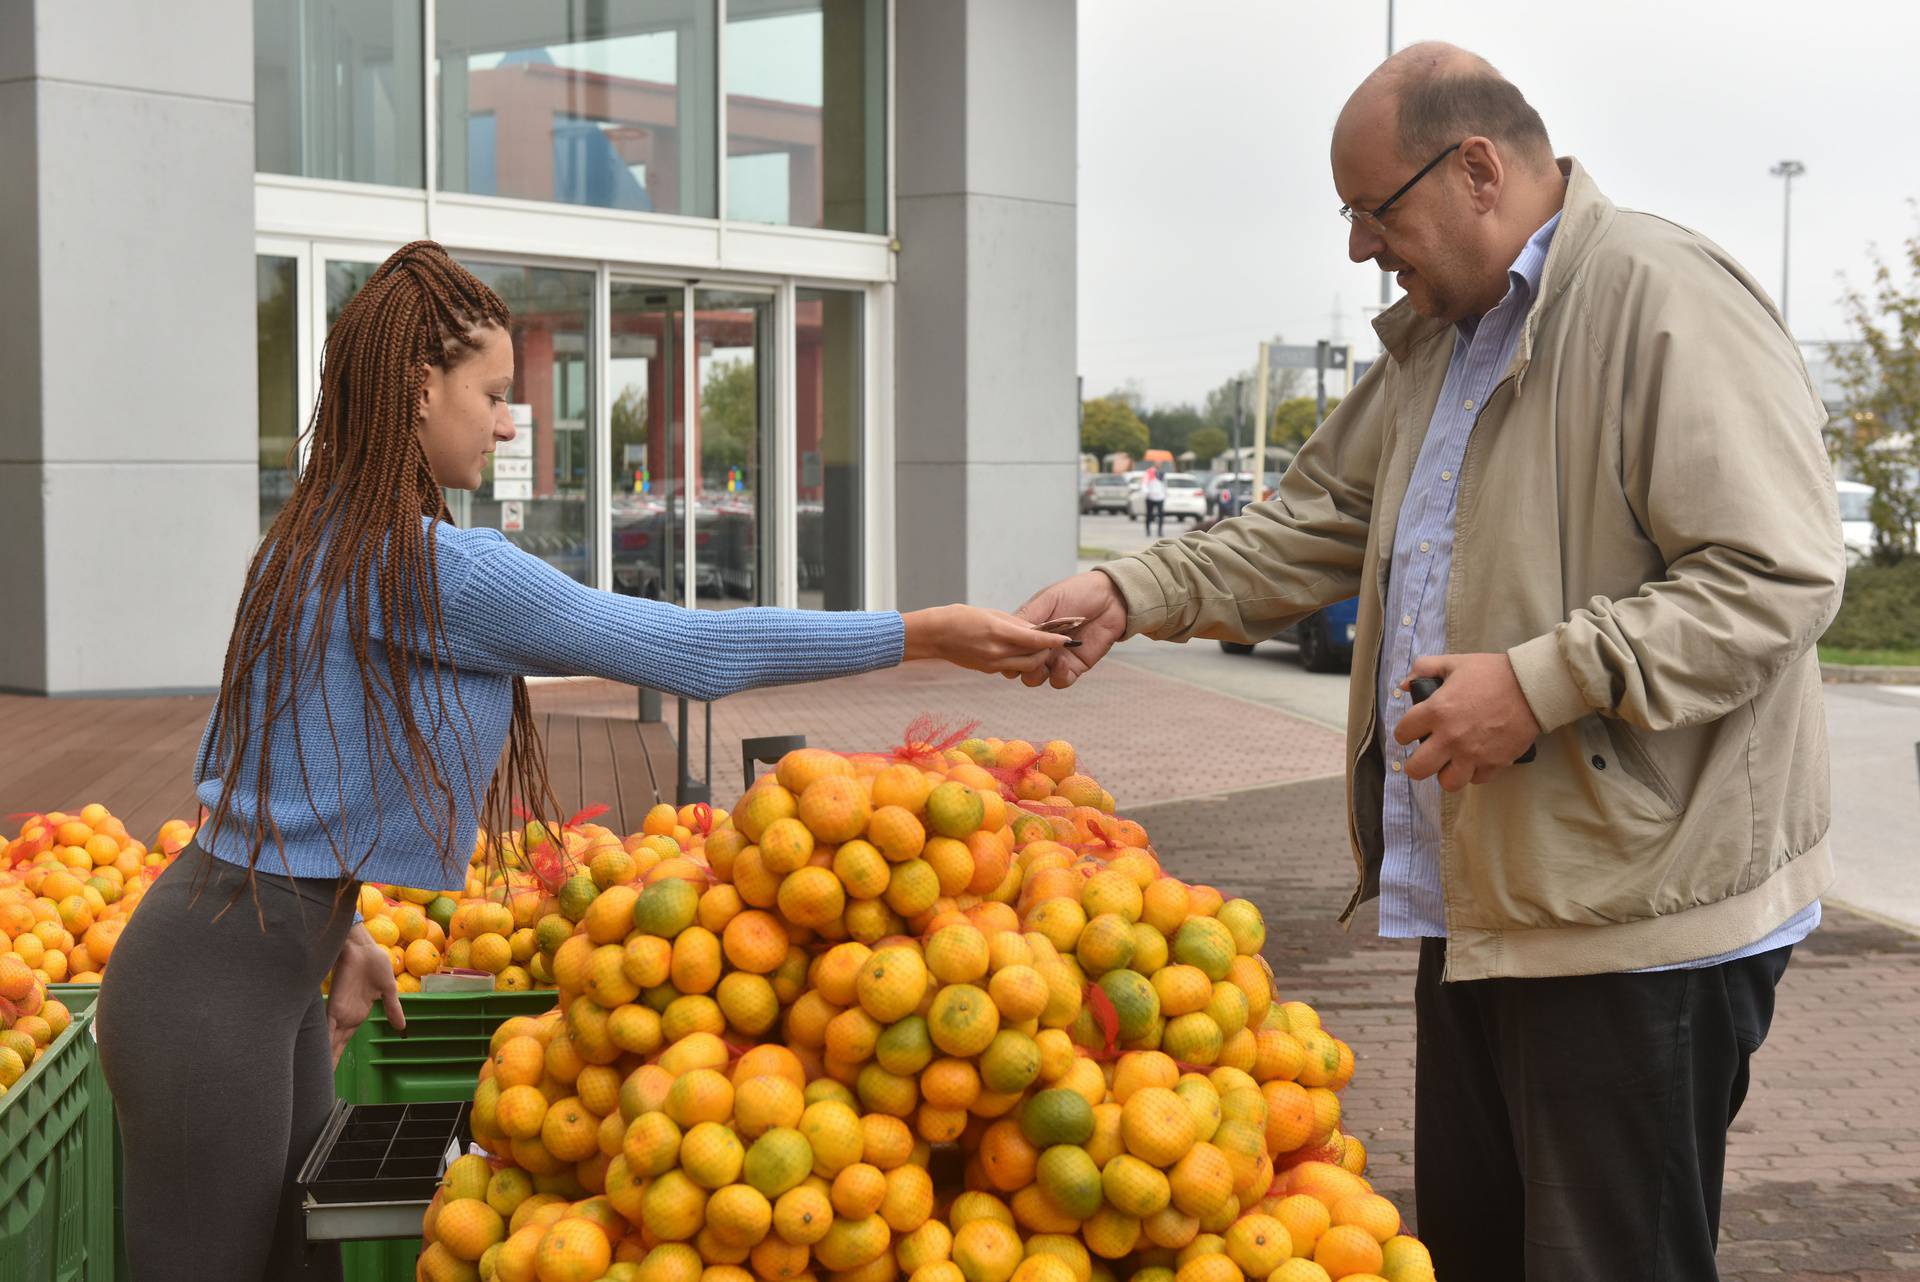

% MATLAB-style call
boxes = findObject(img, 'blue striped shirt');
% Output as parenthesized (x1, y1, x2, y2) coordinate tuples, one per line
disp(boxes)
(196, 520, 905, 890)
(1373, 212, 1818, 966)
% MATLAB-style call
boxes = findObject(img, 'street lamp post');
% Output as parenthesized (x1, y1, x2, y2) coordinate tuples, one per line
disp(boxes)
(1770, 159, 1806, 330)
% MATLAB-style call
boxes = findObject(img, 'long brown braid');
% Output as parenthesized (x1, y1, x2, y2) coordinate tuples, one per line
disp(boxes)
(200, 240, 559, 889)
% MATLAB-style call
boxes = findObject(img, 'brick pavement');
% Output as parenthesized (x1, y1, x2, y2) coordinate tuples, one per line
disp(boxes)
(1136, 775, 1920, 1281)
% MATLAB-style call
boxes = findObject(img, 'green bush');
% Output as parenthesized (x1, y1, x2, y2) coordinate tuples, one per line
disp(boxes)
(1822, 557, 1920, 650)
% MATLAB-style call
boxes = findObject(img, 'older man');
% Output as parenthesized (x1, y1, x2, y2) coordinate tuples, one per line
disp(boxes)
(1021, 44, 1843, 1280)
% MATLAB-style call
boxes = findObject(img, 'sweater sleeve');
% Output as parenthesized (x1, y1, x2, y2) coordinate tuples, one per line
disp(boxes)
(435, 533, 906, 701)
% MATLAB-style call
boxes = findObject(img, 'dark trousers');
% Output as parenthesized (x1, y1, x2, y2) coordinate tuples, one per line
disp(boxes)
(1415, 937, 1791, 1282)
(1144, 498, 1165, 535)
(99, 842, 356, 1281)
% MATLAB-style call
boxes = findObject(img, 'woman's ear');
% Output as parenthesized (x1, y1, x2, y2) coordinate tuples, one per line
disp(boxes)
(416, 363, 436, 423)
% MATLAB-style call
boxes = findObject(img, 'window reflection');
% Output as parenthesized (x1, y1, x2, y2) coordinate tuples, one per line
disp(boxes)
(725, 0, 886, 233)
(437, 0, 718, 217)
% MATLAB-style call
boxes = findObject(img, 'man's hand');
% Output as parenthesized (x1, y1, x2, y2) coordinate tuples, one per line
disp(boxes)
(1393, 653, 1542, 791)
(1012, 572, 1129, 688)
(327, 923, 405, 1066)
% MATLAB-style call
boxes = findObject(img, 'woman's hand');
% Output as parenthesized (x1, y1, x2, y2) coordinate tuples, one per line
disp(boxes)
(902, 605, 1075, 677)
(327, 923, 406, 1067)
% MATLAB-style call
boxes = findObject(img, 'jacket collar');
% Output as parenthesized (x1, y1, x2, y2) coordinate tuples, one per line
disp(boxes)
(1372, 156, 1617, 372)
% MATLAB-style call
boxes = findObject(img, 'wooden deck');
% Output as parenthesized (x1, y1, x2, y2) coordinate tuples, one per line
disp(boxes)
(0, 688, 678, 846)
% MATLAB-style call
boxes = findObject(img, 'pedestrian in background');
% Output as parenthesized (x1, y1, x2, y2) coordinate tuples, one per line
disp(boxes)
(1142, 466, 1168, 536)
(1015, 43, 1841, 1282)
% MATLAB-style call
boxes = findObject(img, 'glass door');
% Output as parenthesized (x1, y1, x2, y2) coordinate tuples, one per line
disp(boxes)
(609, 282, 686, 604)
(692, 289, 773, 610)
(608, 281, 773, 610)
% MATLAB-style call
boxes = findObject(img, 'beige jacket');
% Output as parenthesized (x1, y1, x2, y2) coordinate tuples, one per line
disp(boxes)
(1101, 159, 1844, 980)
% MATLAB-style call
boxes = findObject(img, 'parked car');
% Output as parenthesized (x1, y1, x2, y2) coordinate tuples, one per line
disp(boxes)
(1128, 472, 1207, 523)
(1080, 472, 1132, 515)
(1218, 596, 1358, 672)
(1206, 471, 1286, 516)
(1838, 479, 1874, 564)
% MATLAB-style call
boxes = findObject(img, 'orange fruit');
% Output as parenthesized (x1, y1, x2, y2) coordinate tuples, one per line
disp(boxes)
(880, 1163, 934, 1233)
(799, 776, 872, 843)
(733, 1045, 807, 1089)
(777, 866, 847, 930)
(860, 1113, 915, 1170)
(722, 910, 789, 974)
(831, 1163, 889, 1219)
(977, 1119, 1039, 1192)
(1313, 1225, 1383, 1279)
(436, 1197, 507, 1261)
(870, 764, 933, 813)
(534, 1216, 614, 1281)
(1273, 1194, 1332, 1258)
(856, 946, 929, 1023)
(497, 1086, 550, 1140)
(1330, 1194, 1400, 1245)
(541, 1097, 602, 1162)
(867, 806, 928, 863)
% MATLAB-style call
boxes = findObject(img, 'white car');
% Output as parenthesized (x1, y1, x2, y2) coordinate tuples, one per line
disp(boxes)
(1128, 472, 1208, 524)
(1837, 480, 1874, 564)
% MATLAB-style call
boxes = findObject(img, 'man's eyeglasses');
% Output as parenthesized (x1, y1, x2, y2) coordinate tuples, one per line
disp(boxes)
(1339, 141, 1462, 233)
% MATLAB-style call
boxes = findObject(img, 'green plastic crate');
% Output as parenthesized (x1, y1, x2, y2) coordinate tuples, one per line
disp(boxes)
(332, 989, 557, 1107)
(41, 989, 120, 1282)
(332, 989, 557, 1282)
(0, 1007, 114, 1282)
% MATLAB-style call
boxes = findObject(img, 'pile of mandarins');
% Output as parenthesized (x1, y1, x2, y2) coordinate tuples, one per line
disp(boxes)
(417, 730, 1435, 1282)
(0, 805, 194, 987)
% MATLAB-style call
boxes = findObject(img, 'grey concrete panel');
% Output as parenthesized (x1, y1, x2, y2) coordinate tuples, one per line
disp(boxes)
(36, 81, 255, 463)
(0, 1, 32, 83)
(892, 0, 968, 199)
(892, 460, 970, 610)
(963, 0, 1076, 206)
(893, 193, 970, 465)
(962, 460, 1079, 611)
(963, 196, 1077, 466)
(39, 461, 254, 694)
(0, 80, 40, 464)
(0, 463, 48, 692)
(32, 0, 252, 104)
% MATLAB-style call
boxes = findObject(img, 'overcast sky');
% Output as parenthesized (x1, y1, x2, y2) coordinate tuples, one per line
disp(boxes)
(1077, 0, 1920, 409)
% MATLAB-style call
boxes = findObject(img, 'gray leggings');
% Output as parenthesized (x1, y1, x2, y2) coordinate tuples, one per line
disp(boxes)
(97, 841, 357, 1281)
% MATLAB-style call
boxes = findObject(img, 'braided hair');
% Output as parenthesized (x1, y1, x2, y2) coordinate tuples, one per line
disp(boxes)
(201, 240, 559, 885)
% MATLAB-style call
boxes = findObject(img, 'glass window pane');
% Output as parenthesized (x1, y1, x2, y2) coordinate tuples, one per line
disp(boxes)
(694, 290, 771, 609)
(463, 263, 598, 583)
(609, 284, 686, 602)
(796, 288, 863, 609)
(726, 0, 885, 234)
(255, 0, 424, 186)
(257, 256, 299, 537)
(437, 1, 718, 218)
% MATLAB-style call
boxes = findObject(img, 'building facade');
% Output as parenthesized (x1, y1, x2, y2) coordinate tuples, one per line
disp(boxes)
(1, 0, 1078, 695)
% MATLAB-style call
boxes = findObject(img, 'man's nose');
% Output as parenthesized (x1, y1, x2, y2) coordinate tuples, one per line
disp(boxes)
(1348, 219, 1384, 265)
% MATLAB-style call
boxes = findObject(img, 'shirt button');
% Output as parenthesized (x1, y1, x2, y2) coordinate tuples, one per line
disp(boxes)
(1391, 760, 1404, 773)
(1402, 614, 1412, 627)
(1419, 541, 1431, 553)
(1441, 470, 1453, 481)
(1463, 399, 1475, 410)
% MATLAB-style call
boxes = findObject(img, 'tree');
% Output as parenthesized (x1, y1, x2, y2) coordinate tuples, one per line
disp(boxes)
(611, 384, 649, 484)
(1832, 216, 1920, 565)
(1144, 404, 1205, 456)
(1271, 395, 1341, 452)
(1081, 396, 1150, 461)
(701, 358, 758, 475)
(1187, 425, 1230, 467)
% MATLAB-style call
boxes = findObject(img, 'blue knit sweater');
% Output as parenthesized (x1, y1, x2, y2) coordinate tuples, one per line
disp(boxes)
(195, 520, 905, 889)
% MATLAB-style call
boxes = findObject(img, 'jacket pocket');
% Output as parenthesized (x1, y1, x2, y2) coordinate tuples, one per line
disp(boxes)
(1597, 721, 1689, 821)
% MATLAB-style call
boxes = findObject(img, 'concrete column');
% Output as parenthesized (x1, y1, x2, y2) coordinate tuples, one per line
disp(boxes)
(0, 0, 256, 694)
(892, 0, 1078, 613)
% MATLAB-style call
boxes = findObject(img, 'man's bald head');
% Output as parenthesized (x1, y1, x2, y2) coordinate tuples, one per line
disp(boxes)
(1340, 42, 1554, 174)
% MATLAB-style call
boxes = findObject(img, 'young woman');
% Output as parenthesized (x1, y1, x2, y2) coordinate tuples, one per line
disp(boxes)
(94, 242, 1066, 1281)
